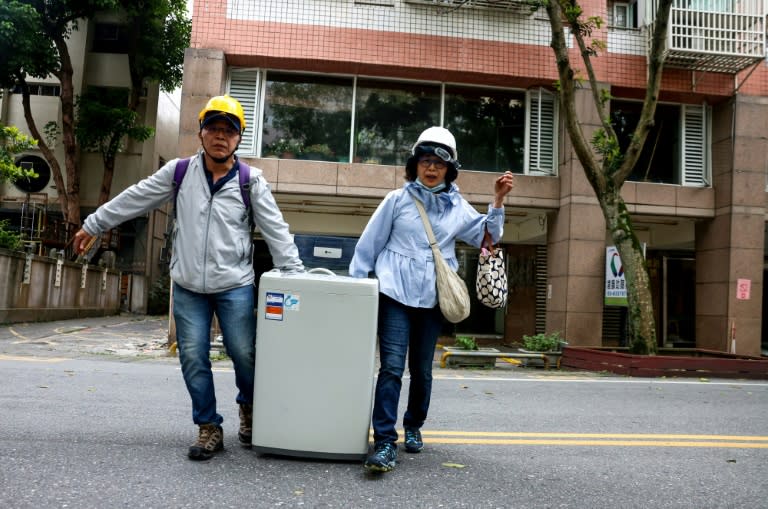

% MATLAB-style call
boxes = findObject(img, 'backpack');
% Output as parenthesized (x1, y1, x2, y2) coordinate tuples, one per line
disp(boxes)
(172, 157, 252, 224)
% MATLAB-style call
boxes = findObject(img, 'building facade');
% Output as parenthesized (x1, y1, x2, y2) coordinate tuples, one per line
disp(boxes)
(180, 0, 768, 354)
(0, 12, 181, 312)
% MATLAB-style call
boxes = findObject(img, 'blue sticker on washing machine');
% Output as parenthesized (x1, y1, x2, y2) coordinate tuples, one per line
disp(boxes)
(284, 294, 300, 311)
(265, 292, 284, 321)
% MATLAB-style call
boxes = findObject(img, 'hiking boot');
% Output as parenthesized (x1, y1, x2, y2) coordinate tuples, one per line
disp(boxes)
(238, 403, 253, 447)
(364, 442, 397, 472)
(404, 427, 423, 453)
(188, 423, 223, 461)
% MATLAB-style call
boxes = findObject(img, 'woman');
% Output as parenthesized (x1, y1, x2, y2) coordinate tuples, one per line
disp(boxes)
(349, 126, 515, 472)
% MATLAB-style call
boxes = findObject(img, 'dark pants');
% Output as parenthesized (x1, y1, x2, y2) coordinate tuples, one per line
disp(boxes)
(371, 293, 444, 446)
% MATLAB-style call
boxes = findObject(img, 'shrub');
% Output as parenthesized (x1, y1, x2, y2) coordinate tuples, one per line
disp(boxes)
(147, 272, 170, 315)
(0, 220, 22, 250)
(522, 331, 564, 352)
(454, 335, 478, 351)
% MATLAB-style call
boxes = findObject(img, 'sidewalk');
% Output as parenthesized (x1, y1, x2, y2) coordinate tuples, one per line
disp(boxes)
(0, 313, 585, 377)
(0, 313, 172, 360)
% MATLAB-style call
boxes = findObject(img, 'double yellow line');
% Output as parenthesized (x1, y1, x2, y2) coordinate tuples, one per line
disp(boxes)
(400, 431, 768, 449)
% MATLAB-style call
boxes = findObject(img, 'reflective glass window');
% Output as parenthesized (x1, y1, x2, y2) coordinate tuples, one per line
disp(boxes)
(444, 86, 526, 173)
(354, 79, 440, 166)
(261, 73, 353, 162)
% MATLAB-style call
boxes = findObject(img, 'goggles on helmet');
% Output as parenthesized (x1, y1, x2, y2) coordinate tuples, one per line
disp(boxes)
(415, 143, 460, 169)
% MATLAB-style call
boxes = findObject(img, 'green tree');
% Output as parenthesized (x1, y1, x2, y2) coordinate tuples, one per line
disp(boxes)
(0, 124, 38, 183)
(0, 0, 118, 227)
(0, 0, 190, 220)
(542, 0, 674, 354)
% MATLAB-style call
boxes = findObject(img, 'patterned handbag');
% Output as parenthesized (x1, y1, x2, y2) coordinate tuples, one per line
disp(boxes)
(476, 231, 508, 309)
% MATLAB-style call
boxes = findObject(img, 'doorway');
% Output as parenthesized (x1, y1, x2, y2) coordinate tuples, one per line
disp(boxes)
(663, 256, 695, 347)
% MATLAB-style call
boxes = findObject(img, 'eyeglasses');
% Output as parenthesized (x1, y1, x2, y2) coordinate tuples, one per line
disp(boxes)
(418, 157, 448, 170)
(204, 125, 240, 137)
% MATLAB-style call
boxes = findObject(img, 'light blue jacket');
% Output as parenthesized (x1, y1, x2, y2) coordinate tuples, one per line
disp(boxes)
(349, 181, 504, 308)
(83, 152, 303, 293)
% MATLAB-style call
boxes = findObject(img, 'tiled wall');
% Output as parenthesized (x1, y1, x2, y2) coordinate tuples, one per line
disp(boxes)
(190, 0, 767, 98)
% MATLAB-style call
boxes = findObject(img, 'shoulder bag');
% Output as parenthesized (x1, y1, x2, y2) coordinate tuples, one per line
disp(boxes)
(411, 195, 471, 323)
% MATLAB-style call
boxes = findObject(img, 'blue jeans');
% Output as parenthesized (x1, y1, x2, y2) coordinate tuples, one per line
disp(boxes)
(173, 283, 255, 426)
(371, 293, 444, 446)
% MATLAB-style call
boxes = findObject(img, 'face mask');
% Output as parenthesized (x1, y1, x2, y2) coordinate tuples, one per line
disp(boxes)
(415, 178, 446, 193)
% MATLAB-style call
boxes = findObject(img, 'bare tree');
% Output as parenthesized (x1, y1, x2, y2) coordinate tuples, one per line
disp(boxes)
(542, 0, 674, 354)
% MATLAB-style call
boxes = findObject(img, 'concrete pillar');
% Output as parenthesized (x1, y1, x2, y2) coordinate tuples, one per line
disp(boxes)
(179, 48, 228, 158)
(695, 95, 767, 356)
(546, 86, 606, 346)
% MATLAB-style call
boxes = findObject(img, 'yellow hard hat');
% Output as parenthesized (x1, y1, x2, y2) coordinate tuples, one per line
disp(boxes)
(198, 95, 246, 133)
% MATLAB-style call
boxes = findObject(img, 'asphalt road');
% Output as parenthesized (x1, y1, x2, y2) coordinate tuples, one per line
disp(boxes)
(1, 316, 767, 508)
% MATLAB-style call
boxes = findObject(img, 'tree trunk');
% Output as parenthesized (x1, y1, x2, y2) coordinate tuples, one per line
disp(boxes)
(602, 191, 658, 354)
(52, 35, 80, 226)
(99, 156, 115, 206)
(19, 83, 69, 219)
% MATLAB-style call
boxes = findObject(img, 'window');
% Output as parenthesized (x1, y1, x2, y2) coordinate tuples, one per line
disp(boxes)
(614, 3, 629, 27)
(261, 73, 353, 162)
(610, 100, 710, 186)
(610, 0, 637, 28)
(355, 79, 440, 165)
(11, 83, 60, 96)
(229, 70, 558, 175)
(91, 22, 130, 54)
(444, 86, 526, 173)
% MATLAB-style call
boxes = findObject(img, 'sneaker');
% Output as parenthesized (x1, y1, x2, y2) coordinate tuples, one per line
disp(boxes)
(238, 403, 253, 447)
(188, 423, 224, 461)
(404, 427, 423, 453)
(364, 442, 398, 472)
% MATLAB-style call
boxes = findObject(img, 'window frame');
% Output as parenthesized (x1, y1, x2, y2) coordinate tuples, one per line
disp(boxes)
(610, 98, 711, 187)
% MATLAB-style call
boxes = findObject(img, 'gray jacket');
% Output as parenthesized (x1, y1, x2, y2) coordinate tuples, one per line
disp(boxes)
(83, 152, 304, 293)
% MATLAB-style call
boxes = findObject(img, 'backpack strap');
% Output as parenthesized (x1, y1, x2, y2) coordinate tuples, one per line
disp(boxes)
(172, 157, 191, 219)
(237, 160, 251, 211)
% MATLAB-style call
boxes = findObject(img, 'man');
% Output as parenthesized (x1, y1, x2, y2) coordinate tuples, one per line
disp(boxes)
(73, 95, 304, 460)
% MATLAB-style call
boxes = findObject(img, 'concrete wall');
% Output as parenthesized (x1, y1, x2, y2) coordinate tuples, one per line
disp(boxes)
(0, 248, 121, 323)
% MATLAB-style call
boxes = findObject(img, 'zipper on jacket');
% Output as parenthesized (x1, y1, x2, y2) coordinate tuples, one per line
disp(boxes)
(202, 195, 214, 292)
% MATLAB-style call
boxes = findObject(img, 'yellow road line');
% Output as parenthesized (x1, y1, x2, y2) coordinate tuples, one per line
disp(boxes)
(373, 430, 768, 449)
(419, 431, 768, 441)
(427, 438, 768, 448)
(7, 327, 28, 340)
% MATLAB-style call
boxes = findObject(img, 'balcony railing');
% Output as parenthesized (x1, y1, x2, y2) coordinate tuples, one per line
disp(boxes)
(404, 0, 535, 15)
(651, 0, 766, 73)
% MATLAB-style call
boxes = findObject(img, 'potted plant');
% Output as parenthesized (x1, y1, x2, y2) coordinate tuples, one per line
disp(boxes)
(301, 143, 334, 161)
(265, 138, 303, 159)
(522, 331, 565, 352)
(520, 331, 566, 368)
(442, 335, 500, 368)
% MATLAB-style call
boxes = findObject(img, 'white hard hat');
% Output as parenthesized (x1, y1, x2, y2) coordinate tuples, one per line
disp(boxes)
(412, 126, 458, 161)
